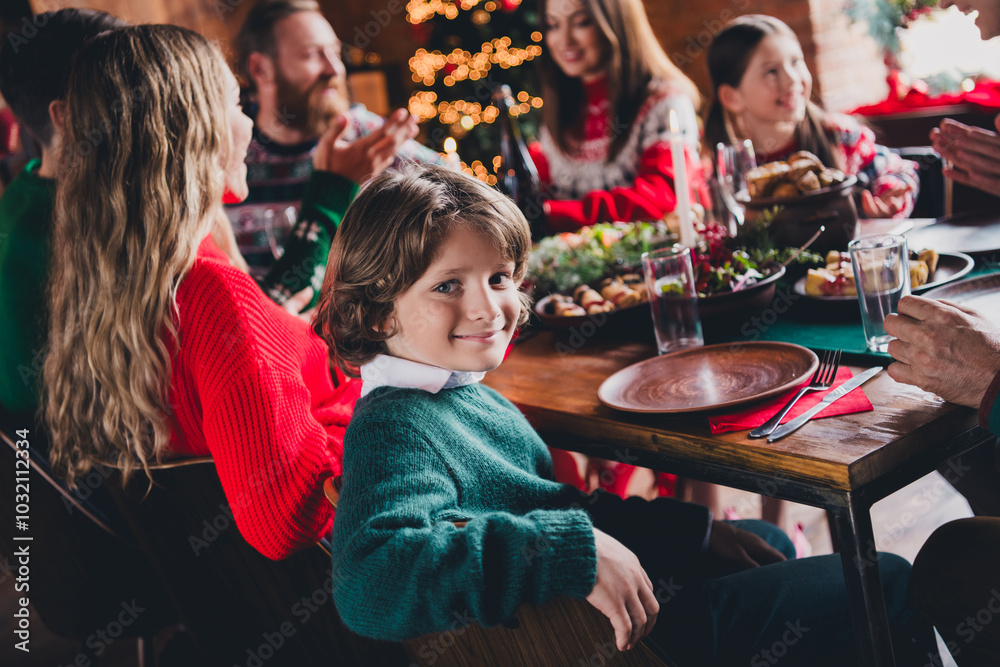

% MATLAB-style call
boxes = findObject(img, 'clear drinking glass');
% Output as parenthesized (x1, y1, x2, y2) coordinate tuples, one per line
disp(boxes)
(849, 234, 911, 353)
(262, 206, 297, 260)
(715, 140, 756, 234)
(641, 245, 704, 354)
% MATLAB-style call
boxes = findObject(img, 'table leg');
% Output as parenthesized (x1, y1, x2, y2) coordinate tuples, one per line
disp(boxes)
(832, 499, 896, 667)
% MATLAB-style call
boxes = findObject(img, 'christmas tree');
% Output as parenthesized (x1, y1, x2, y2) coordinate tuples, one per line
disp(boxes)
(405, 0, 545, 184)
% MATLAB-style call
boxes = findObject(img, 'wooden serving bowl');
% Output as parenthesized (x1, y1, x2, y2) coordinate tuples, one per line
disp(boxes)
(739, 176, 859, 254)
(533, 266, 785, 344)
(697, 265, 786, 343)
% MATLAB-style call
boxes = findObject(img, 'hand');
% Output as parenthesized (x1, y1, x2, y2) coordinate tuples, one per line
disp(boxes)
(708, 520, 787, 571)
(930, 116, 1000, 194)
(280, 286, 316, 324)
(860, 185, 910, 218)
(313, 108, 418, 184)
(586, 528, 658, 652)
(884, 295, 1000, 408)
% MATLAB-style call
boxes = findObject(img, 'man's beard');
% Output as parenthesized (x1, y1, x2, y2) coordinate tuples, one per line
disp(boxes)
(274, 73, 351, 138)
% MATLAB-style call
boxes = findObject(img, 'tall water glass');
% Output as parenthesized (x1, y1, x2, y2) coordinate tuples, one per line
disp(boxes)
(642, 246, 704, 354)
(715, 140, 756, 234)
(849, 234, 911, 353)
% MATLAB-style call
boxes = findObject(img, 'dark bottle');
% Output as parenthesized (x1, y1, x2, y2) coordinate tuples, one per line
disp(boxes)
(493, 84, 547, 241)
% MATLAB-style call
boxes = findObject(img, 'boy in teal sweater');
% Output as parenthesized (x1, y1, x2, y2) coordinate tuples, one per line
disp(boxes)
(316, 165, 935, 665)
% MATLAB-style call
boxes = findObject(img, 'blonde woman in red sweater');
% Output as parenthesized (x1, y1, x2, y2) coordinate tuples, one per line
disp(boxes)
(531, 0, 704, 232)
(43, 25, 357, 560)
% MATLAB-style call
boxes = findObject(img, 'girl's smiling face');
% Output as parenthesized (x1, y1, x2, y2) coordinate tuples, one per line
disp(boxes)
(385, 224, 521, 372)
(544, 0, 608, 82)
(726, 33, 811, 128)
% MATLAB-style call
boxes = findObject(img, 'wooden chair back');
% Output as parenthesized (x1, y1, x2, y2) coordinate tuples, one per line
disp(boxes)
(106, 458, 407, 666)
(323, 476, 667, 667)
(0, 427, 177, 658)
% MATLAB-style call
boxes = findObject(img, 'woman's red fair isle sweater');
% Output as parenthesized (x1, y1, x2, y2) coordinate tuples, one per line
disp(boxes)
(529, 77, 702, 232)
(168, 235, 360, 560)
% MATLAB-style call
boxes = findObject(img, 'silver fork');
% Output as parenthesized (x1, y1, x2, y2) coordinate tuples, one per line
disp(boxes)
(748, 349, 842, 439)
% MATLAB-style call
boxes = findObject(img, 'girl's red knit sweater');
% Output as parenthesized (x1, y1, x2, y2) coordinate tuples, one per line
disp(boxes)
(168, 236, 360, 560)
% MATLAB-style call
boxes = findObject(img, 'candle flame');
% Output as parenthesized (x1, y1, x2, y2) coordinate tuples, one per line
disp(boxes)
(444, 137, 457, 153)
(669, 108, 679, 134)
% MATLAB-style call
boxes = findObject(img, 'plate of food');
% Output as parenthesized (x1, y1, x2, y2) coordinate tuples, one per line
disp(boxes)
(534, 273, 651, 331)
(597, 342, 819, 414)
(534, 256, 787, 341)
(792, 247, 971, 300)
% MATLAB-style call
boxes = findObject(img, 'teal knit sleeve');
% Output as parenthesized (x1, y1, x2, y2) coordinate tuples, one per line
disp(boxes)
(259, 170, 357, 310)
(331, 417, 598, 641)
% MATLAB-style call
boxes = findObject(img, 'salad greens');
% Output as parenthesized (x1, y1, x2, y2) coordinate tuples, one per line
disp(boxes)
(526, 216, 824, 300)
(525, 222, 669, 297)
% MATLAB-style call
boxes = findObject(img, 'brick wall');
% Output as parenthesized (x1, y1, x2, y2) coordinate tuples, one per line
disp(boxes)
(808, 0, 889, 112)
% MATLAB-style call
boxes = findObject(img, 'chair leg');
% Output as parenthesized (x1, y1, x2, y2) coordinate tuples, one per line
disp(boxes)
(137, 634, 156, 667)
(826, 509, 840, 553)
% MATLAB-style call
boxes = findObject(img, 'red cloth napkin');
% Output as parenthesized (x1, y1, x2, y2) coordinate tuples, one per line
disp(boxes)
(708, 367, 874, 435)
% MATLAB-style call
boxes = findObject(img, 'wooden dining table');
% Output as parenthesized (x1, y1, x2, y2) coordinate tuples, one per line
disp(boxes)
(484, 329, 993, 667)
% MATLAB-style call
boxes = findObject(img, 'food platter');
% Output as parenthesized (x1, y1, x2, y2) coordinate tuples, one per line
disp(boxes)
(911, 251, 975, 293)
(534, 267, 786, 341)
(737, 174, 859, 207)
(791, 251, 975, 302)
(533, 291, 648, 332)
(737, 175, 859, 253)
(597, 342, 819, 414)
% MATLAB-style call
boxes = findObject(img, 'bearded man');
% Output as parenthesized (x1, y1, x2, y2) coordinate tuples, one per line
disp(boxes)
(230, 0, 442, 299)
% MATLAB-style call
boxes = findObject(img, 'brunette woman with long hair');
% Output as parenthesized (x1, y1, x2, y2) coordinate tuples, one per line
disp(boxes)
(531, 0, 704, 231)
(43, 24, 357, 560)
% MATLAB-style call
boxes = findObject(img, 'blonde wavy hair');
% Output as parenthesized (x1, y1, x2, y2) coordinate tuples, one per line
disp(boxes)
(44, 25, 231, 487)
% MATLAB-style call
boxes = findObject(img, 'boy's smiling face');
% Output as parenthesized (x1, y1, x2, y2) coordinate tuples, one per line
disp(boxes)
(385, 224, 521, 372)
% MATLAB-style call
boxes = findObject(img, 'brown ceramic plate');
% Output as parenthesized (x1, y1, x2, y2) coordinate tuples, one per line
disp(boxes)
(597, 342, 819, 414)
(923, 273, 1000, 327)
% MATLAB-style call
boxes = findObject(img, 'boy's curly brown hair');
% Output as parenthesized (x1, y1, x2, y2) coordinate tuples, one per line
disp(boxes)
(314, 165, 533, 377)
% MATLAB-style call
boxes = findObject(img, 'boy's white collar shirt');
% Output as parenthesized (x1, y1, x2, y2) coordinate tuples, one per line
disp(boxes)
(359, 355, 485, 397)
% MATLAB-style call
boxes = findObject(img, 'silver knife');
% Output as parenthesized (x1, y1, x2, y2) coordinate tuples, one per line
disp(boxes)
(767, 366, 883, 442)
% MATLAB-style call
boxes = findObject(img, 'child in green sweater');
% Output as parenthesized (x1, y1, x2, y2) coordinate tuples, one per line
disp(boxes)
(0, 9, 126, 422)
(315, 165, 935, 665)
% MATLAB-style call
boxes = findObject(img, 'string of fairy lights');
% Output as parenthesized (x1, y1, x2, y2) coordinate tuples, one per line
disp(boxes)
(405, 0, 543, 183)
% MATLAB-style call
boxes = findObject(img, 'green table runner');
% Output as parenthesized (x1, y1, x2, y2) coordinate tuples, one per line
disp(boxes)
(728, 264, 1000, 361)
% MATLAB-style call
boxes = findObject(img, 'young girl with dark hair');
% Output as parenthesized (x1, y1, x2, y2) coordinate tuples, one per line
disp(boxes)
(705, 14, 918, 218)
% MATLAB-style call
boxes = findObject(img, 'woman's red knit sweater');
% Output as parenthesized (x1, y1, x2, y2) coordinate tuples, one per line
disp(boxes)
(529, 77, 702, 231)
(168, 236, 360, 560)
